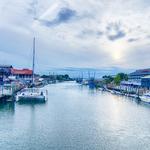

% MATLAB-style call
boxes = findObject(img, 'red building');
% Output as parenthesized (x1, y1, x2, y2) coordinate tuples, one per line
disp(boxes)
(11, 68, 33, 81)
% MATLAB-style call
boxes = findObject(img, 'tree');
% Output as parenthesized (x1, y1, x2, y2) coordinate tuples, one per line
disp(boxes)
(114, 73, 128, 85)
(64, 74, 69, 79)
(102, 75, 114, 84)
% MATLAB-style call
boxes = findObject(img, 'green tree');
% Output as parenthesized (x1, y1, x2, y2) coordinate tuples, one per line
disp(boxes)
(102, 75, 114, 84)
(114, 73, 128, 85)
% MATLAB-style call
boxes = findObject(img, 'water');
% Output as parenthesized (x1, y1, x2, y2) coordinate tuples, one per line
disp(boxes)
(1, 82, 150, 150)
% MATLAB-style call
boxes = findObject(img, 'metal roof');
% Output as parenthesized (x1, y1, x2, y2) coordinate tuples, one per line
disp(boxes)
(142, 75, 150, 79)
(121, 81, 141, 86)
(129, 68, 150, 76)
(11, 69, 33, 75)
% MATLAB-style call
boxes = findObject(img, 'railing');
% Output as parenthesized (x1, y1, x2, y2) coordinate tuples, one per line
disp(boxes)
(0, 86, 12, 96)
(0, 84, 24, 98)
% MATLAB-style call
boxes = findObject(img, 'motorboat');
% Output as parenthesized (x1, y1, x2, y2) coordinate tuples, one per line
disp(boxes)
(140, 92, 150, 103)
(98, 87, 105, 91)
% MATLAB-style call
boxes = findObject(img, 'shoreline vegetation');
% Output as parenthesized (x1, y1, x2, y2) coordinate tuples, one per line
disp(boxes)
(41, 74, 73, 83)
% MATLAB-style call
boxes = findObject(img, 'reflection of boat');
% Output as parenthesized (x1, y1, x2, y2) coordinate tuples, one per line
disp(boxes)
(16, 88, 48, 102)
(140, 92, 150, 103)
(0, 102, 15, 114)
(88, 78, 95, 89)
(88, 72, 96, 89)
(76, 72, 83, 84)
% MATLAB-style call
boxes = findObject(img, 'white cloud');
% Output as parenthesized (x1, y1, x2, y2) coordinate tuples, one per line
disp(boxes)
(0, 0, 150, 72)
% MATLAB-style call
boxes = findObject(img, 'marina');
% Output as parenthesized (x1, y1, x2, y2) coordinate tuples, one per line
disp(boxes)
(1, 0, 150, 149)
(74, 68, 150, 104)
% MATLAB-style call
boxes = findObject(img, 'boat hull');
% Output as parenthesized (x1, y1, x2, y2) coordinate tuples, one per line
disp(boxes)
(140, 96, 150, 103)
(16, 95, 46, 102)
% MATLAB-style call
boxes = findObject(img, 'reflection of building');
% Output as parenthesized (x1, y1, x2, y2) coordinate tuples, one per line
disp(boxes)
(11, 68, 33, 81)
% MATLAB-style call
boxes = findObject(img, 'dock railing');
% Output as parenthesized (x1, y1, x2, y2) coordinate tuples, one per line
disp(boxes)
(0, 83, 24, 99)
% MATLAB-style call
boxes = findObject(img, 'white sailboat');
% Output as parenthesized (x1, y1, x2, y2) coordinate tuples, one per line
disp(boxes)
(16, 38, 48, 102)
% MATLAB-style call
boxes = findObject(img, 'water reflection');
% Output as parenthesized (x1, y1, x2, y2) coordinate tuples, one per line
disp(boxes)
(1, 82, 150, 150)
(17, 101, 47, 106)
(0, 102, 15, 116)
(87, 88, 97, 95)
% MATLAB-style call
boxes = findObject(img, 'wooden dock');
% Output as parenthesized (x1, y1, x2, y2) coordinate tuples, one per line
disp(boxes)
(0, 84, 24, 102)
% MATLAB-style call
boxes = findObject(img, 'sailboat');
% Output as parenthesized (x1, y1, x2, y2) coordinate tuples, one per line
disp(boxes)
(16, 38, 48, 102)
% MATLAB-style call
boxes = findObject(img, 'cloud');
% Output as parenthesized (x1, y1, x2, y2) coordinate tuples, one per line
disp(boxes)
(40, 7, 77, 27)
(0, 0, 150, 72)
(127, 38, 139, 43)
(106, 22, 126, 41)
(78, 29, 103, 39)
(107, 31, 126, 41)
(26, 0, 38, 19)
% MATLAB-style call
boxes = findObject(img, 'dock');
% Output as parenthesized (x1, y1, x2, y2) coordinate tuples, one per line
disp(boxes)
(0, 84, 24, 102)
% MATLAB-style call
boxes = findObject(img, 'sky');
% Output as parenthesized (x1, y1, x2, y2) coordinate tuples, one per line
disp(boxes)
(0, 0, 150, 73)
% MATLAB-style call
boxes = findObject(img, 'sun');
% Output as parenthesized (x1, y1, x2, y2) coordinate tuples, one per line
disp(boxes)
(102, 40, 127, 61)
(111, 43, 125, 60)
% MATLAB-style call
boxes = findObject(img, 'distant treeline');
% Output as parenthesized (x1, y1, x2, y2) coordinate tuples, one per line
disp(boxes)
(41, 74, 73, 82)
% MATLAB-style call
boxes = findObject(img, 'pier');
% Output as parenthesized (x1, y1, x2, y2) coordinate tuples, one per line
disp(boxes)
(0, 83, 24, 102)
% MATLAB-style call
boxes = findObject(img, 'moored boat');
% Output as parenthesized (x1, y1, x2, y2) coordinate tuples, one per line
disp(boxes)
(16, 37, 48, 102)
(16, 88, 48, 102)
(140, 92, 150, 103)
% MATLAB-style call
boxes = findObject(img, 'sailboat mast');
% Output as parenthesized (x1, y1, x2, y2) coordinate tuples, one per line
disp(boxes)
(32, 37, 35, 84)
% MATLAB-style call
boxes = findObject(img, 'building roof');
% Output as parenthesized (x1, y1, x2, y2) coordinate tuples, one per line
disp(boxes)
(0, 65, 13, 68)
(11, 68, 33, 75)
(142, 75, 150, 79)
(129, 68, 150, 76)
(121, 81, 141, 86)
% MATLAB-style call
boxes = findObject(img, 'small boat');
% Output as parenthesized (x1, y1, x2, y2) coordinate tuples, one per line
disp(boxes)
(140, 92, 150, 103)
(16, 88, 48, 102)
(128, 94, 139, 99)
(98, 87, 105, 91)
(110, 90, 116, 94)
(76, 78, 83, 84)
(110, 90, 124, 95)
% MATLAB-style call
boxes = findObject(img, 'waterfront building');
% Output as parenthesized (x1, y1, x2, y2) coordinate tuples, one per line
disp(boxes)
(141, 75, 150, 89)
(119, 68, 150, 93)
(11, 68, 33, 81)
(128, 68, 150, 83)
(120, 80, 141, 94)
(0, 65, 13, 85)
(0, 65, 13, 77)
